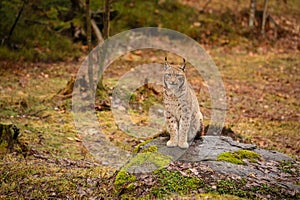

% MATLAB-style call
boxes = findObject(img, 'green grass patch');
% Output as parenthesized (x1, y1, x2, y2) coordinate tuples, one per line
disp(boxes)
(217, 179, 249, 198)
(0, 154, 112, 198)
(110, 0, 244, 45)
(150, 168, 204, 198)
(232, 120, 300, 159)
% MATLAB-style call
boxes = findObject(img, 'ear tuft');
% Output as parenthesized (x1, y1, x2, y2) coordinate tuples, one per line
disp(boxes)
(180, 58, 186, 71)
(164, 57, 169, 70)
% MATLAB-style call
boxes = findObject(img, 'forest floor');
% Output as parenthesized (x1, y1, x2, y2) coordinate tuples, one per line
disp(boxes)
(0, 46, 299, 199)
(1, 0, 300, 199)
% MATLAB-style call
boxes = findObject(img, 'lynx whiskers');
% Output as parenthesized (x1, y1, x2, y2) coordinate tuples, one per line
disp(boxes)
(163, 57, 204, 149)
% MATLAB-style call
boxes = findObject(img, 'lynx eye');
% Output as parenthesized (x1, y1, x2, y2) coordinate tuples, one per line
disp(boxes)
(165, 73, 171, 77)
(177, 75, 184, 82)
(176, 75, 184, 81)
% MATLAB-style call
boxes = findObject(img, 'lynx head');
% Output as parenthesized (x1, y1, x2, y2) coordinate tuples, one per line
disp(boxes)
(163, 57, 186, 90)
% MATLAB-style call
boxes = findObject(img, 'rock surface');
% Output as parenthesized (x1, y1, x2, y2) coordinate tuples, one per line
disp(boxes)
(140, 136, 300, 194)
(144, 136, 293, 162)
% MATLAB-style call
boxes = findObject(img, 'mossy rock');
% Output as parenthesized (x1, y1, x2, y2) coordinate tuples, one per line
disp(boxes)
(140, 145, 158, 153)
(122, 150, 172, 173)
(121, 145, 171, 173)
(133, 139, 153, 153)
(217, 150, 261, 165)
(114, 142, 172, 174)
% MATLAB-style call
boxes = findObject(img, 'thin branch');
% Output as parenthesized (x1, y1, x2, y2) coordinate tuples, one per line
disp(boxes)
(91, 19, 104, 44)
(3, 0, 26, 45)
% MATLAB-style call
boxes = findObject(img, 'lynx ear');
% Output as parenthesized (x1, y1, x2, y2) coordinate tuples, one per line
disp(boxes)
(180, 58, 186, 71)
(164, 57, 170, 70)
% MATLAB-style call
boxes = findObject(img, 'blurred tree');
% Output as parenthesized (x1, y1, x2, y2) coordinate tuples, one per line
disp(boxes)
(1, 0, 26, 46)
(86, 0, 94, 91)
(70, 0, 82, 11)
(261, 0, 269, 36)
(86, 0, 92, 52)
(249, 0, 256, 29)
(103, 0, 110, 39)
(249, 0, 287, 37)
(97, 0, 111, 92)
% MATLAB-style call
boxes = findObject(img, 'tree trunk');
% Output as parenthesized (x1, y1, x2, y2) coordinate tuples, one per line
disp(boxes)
(261, 0, 269, 36)
(97, 0, 110, 91)
(86, 0, 94, 92)
(103, 0, 110, 39)
(249, 0, 256, 29)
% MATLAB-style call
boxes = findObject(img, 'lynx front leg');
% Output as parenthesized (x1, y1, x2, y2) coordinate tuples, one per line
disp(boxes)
(178, 114, 190, 149)
(165, 112, 178, 147)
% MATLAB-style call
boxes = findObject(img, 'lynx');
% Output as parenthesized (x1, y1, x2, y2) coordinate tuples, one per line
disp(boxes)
(163, 57, 204, 149)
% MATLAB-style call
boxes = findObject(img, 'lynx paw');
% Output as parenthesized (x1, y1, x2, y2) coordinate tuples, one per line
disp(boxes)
(178, 142, 189, 149)
(167, 140, 178, 147)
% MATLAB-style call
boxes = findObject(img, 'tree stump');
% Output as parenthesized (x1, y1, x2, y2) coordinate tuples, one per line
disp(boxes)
(0, 123, 20, 152)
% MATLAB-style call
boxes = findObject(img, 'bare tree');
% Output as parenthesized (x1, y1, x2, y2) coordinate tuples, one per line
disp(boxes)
(103, 0, 110, 39)
(91, 19, 104, 43)
(85, 0, 92, 52)
(86, 0, 94, 91)
(97, 0, 111, 92)
(249, 0, 256, 29)
(84, 0, 111, 93)
(261, 0, 269, 36)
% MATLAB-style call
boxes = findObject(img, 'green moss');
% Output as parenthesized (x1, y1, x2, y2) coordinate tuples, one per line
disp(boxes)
(122, 151, 171, 172)
(151, 168, 204, 198)
(140, 145, 158, 153)
(217, 152, 245, 165)
(114, 170, 137, 189)
(217, 180, 249, 198)
(237, 150, 261, 159)
(133, 139, 153, 153)
(217, 150, 261, 165)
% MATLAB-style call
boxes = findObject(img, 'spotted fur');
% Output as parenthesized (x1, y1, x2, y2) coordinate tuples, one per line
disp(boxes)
(163, 57, 204, 149)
